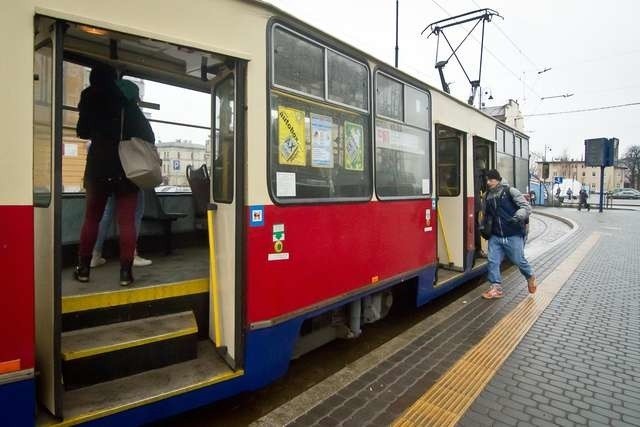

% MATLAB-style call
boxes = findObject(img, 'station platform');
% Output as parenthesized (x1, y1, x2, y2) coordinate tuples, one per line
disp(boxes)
(255, 208, 640, 427)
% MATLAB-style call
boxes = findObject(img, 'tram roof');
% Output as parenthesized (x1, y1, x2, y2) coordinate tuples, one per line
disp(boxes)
(248, 0, 528, 139)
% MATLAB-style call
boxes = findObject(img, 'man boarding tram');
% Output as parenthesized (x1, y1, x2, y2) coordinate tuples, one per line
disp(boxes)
(480, 169, 537, 299)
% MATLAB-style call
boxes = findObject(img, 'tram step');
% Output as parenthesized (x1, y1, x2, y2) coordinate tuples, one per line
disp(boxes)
(61, 279, 209, 338)
(61, 311, 198, 390)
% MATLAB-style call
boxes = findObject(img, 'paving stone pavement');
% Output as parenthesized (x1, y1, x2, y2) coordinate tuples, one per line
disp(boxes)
(282, 210, 595, 427)
(460, 208, 640, 427)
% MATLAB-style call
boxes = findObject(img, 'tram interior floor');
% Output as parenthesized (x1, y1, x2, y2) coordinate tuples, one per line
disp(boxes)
(62, 246, 209, 296)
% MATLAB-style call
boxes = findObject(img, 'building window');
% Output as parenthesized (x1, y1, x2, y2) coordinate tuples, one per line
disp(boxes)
(592, 172, 596, 177)
(582, 172, 585, 177)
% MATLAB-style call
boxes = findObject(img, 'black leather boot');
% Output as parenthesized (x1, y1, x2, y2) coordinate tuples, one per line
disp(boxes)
(73, 256, 91, 283)
(119, 262, 134, 286)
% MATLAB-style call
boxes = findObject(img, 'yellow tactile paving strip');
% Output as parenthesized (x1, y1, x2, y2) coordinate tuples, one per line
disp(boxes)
(393, 232, 600, 427)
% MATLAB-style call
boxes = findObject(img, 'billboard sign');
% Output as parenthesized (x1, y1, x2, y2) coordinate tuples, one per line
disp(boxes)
(585, 137, 618, 167)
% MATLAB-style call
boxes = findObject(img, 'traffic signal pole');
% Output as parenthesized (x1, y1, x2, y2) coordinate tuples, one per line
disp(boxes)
(599, 165, 605, 213)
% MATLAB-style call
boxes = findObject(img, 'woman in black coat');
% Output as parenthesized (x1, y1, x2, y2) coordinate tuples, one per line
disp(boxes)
(74, 64, 150, 286)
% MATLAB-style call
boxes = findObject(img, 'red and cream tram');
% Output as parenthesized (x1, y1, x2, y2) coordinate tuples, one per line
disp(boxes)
(0, 0, 529, 425)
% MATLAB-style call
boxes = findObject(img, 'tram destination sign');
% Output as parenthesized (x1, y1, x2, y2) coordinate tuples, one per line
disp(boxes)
(584, 137, 618, 167)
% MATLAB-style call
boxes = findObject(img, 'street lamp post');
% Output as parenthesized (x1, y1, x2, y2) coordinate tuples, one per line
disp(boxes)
(540, 144, 551, 206)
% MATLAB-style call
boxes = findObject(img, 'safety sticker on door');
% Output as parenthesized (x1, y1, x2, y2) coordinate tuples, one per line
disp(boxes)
(269, 224, 289, 261)
(249, 205, 264, 227)
(424, 209, 433, 232)
(272, 224, 285, 242)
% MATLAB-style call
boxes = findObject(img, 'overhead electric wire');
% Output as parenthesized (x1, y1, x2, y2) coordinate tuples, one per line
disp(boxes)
(523, 101, 640, 117)
(469, 0, 540, 70)
(532, 48, 640, 72)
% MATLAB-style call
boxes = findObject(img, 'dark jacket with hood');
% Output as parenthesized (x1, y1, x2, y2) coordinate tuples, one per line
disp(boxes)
(76, 66, 155, 193)
(484, 183, 532, 237)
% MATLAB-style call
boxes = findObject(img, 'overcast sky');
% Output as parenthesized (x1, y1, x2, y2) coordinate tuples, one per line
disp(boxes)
(270, 0, 640, 160)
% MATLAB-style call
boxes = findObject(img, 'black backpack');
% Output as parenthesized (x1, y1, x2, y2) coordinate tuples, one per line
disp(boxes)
(480, 185, 530, 240)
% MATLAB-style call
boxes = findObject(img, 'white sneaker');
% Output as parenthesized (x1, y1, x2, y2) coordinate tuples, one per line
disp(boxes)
(133, 254, 152, 267)
(90, 254, 106, 268)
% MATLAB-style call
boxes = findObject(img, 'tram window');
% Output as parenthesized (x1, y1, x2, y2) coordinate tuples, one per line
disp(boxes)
(504, 131, 514, 155)
(327, 50, 368, 111)
(497, 152, 515, 186)
(269, 92, 371, 202)
(273, 27, 324, 98)
(522, 138, 529, 158)
(515, 158, 528, 193)
(125, 77, 211, 191)
(60, 65, 212, 193)
(404, 86, 430, 130)
(376, 73, 403, 121)
(375, 74, 430, 198)
(61, 62, 91, 193)
(214, 77, 234, 203)
(437, 137, 460, 196)
(376, 120, 429, 198)
(515, 136, 522, 157)
(496, 128, 505, 152)
(33, 41, 53, 206)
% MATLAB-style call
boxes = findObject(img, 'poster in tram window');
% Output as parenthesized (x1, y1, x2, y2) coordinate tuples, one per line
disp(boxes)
(344, 121, 364, 171)
(311, 113, 333, 168)
(278, 106, 306, 166)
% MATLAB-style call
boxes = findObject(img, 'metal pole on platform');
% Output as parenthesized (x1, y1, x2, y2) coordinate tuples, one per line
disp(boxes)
(599, 165, 605, 213)
(539, 180, 542, 206)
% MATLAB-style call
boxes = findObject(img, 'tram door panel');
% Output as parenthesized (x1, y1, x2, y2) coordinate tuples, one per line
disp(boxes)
(33, 18, 64, 417)
(212, 74, 239, 367)
(436, 126, 465, 271)
(473, 138, 493, 256)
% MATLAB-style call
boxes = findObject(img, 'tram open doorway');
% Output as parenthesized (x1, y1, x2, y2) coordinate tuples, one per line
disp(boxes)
(33, 16, 245, 420)
(473, 136, 494, 261)
(434, 125, 466, 285)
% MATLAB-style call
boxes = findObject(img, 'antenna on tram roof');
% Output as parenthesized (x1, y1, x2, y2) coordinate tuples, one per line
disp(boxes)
(422, 8, 502, 107)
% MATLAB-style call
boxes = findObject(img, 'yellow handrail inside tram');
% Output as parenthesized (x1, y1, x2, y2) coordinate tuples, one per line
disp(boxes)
(437, 208, 453, 265)
(207, 207, 223, 347)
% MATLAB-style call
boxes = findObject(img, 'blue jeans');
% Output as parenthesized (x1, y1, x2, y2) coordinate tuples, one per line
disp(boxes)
(94, 190, 144, 254)
(487, 235, 534, 289)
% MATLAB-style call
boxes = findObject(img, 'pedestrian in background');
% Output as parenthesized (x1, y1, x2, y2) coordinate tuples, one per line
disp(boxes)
(578, 188, 590, 211)
(481, 169, 537, 300)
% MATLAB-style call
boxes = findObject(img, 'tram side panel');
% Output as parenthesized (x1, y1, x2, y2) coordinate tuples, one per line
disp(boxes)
(0, 206, 35, 426)
(246, 200, 437, 324)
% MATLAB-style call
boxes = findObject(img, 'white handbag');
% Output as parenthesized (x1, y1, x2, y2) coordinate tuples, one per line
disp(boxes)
(118, 110, 163, 189)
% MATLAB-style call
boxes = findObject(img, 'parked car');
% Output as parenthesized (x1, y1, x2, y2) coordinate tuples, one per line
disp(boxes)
(611, 189, 640, 199)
